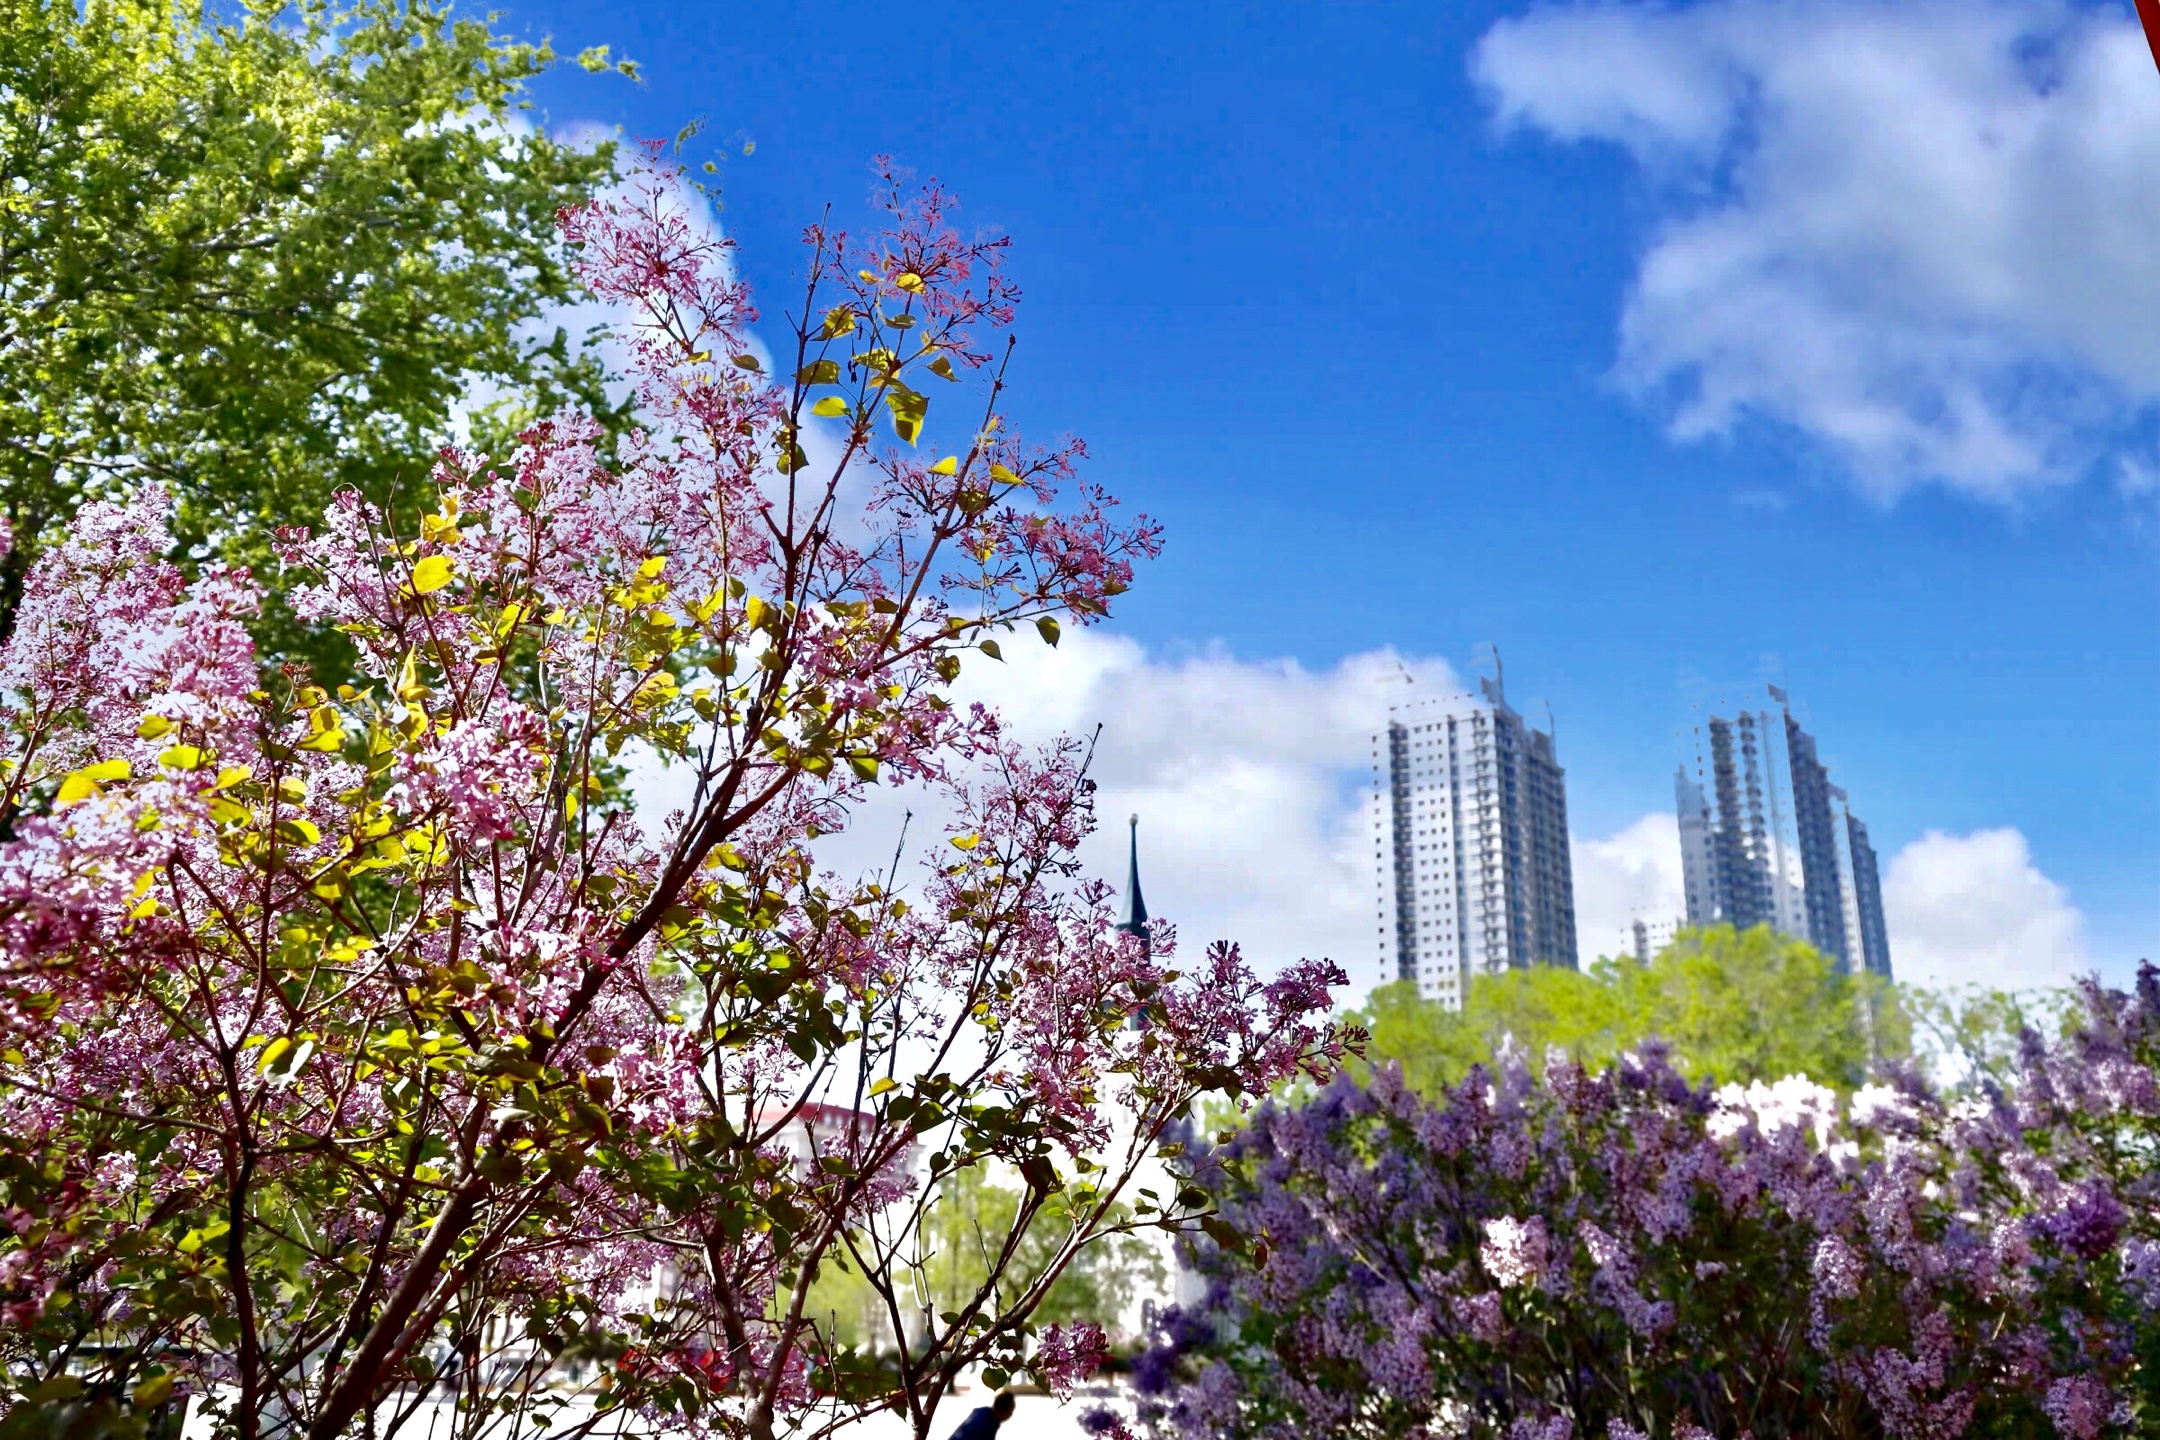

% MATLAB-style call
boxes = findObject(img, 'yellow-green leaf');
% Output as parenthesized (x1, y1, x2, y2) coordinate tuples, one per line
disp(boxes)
(951, 833, 981, 851)
(929, 455, 959, 476)
(256, 1036, 292, 1074)
(888, 386, 927, 445)
(159, 745, 205, 771)
(1036, 616, 1061, 647)
(298, 707, 345, 753)
(979, 639, 1003, 661)
(731, 353, 762, 372)
(136, 714, 174, 740)
(57, 759, 130, 805)
(928, 355, 958, 381)
(869, 1077, 898, 1096)
(409, 555, 455, 595)
(811, 396, 848, 418)
(819, 306, 856, 340)
(895, 271, 925, 293)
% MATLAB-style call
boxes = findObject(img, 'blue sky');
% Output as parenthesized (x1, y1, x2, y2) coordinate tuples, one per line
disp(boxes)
(509, 0, 2157, 988)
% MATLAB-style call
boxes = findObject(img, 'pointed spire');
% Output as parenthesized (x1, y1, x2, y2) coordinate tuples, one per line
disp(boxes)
(1115, 813, 1149, 954)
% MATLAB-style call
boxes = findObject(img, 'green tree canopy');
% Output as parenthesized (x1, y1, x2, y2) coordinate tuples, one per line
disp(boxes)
(0, 0, 627, 640)
(1357, 924, 1909, 1093)
(806, 1167, 1166, 1354)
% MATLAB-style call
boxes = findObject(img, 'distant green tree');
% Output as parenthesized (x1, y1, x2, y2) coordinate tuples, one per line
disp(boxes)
(1906, 983, 2075, 1091)
(0, 0, 631, 649)
(1615, 924, 1906, 1085)
(1355, 924, 1909, 1092)
(920, 1168, 1166, 1343)
(803, 1165, 1167, 1354)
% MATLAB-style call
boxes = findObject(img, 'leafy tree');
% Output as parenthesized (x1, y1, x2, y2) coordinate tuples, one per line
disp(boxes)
(0, 0, 630, 647)
(0, 153, 1345, 1440)
(804, 1168, 1168, 1356)
(1357, 925, 1909, 1092)
(1906, 983, 2075, 1091)
(1617, 925, 1906, 1086)
(920, 1168, 1166, 1343)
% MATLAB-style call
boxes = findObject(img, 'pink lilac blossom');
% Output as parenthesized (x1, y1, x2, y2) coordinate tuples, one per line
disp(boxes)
(0, 147, 1340, 1440)
(1036, 1321, 1113, 1400)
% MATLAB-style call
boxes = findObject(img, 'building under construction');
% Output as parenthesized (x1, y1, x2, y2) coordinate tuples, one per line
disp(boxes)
(1373, 665, 1578, 1008)
(1674, 685, 1892, 979)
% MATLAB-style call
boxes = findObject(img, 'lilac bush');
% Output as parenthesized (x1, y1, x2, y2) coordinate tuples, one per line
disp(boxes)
(1134, 966, 2160, 1440)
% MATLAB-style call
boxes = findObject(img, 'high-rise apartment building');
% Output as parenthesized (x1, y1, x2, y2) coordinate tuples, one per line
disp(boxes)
(1674, 685, 1892, 978)
(1630, 916, 1680, 964)
(1372, 671, 1577, 1006)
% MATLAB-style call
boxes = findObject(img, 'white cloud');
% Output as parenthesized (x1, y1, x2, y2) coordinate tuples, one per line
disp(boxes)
(1884, 827, 2089, 990)
(632, 631, 1452, 995)
(633, 628, 1715, 1001)
(968, 633, 1424, 984)
(1572, 811, 1686, 963)
(1472, 0, 2160, 500)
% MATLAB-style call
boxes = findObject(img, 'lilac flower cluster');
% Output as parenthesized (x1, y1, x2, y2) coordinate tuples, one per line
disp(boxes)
(0, 148, 1350, 1439)
(1133, 968, 2160, 1440)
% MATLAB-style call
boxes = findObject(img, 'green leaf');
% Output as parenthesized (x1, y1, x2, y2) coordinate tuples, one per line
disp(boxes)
(131, 1373, 175, 1409)
(409, 555, 455, 594)
(731, 353, 762, 372)
(927, 355, 958, 381)
(1036, 616, 1061, 647)
(979, 639, 1002, 661)
(798, 359, 840, 385)
(137, 713, 174, 740)
(1200, 1214, 1248, 1252)
(981, 1368, 1009, 1390)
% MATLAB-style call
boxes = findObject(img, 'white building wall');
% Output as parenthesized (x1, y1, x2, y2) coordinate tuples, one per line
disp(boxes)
(1373, 691, 1529, 1007)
